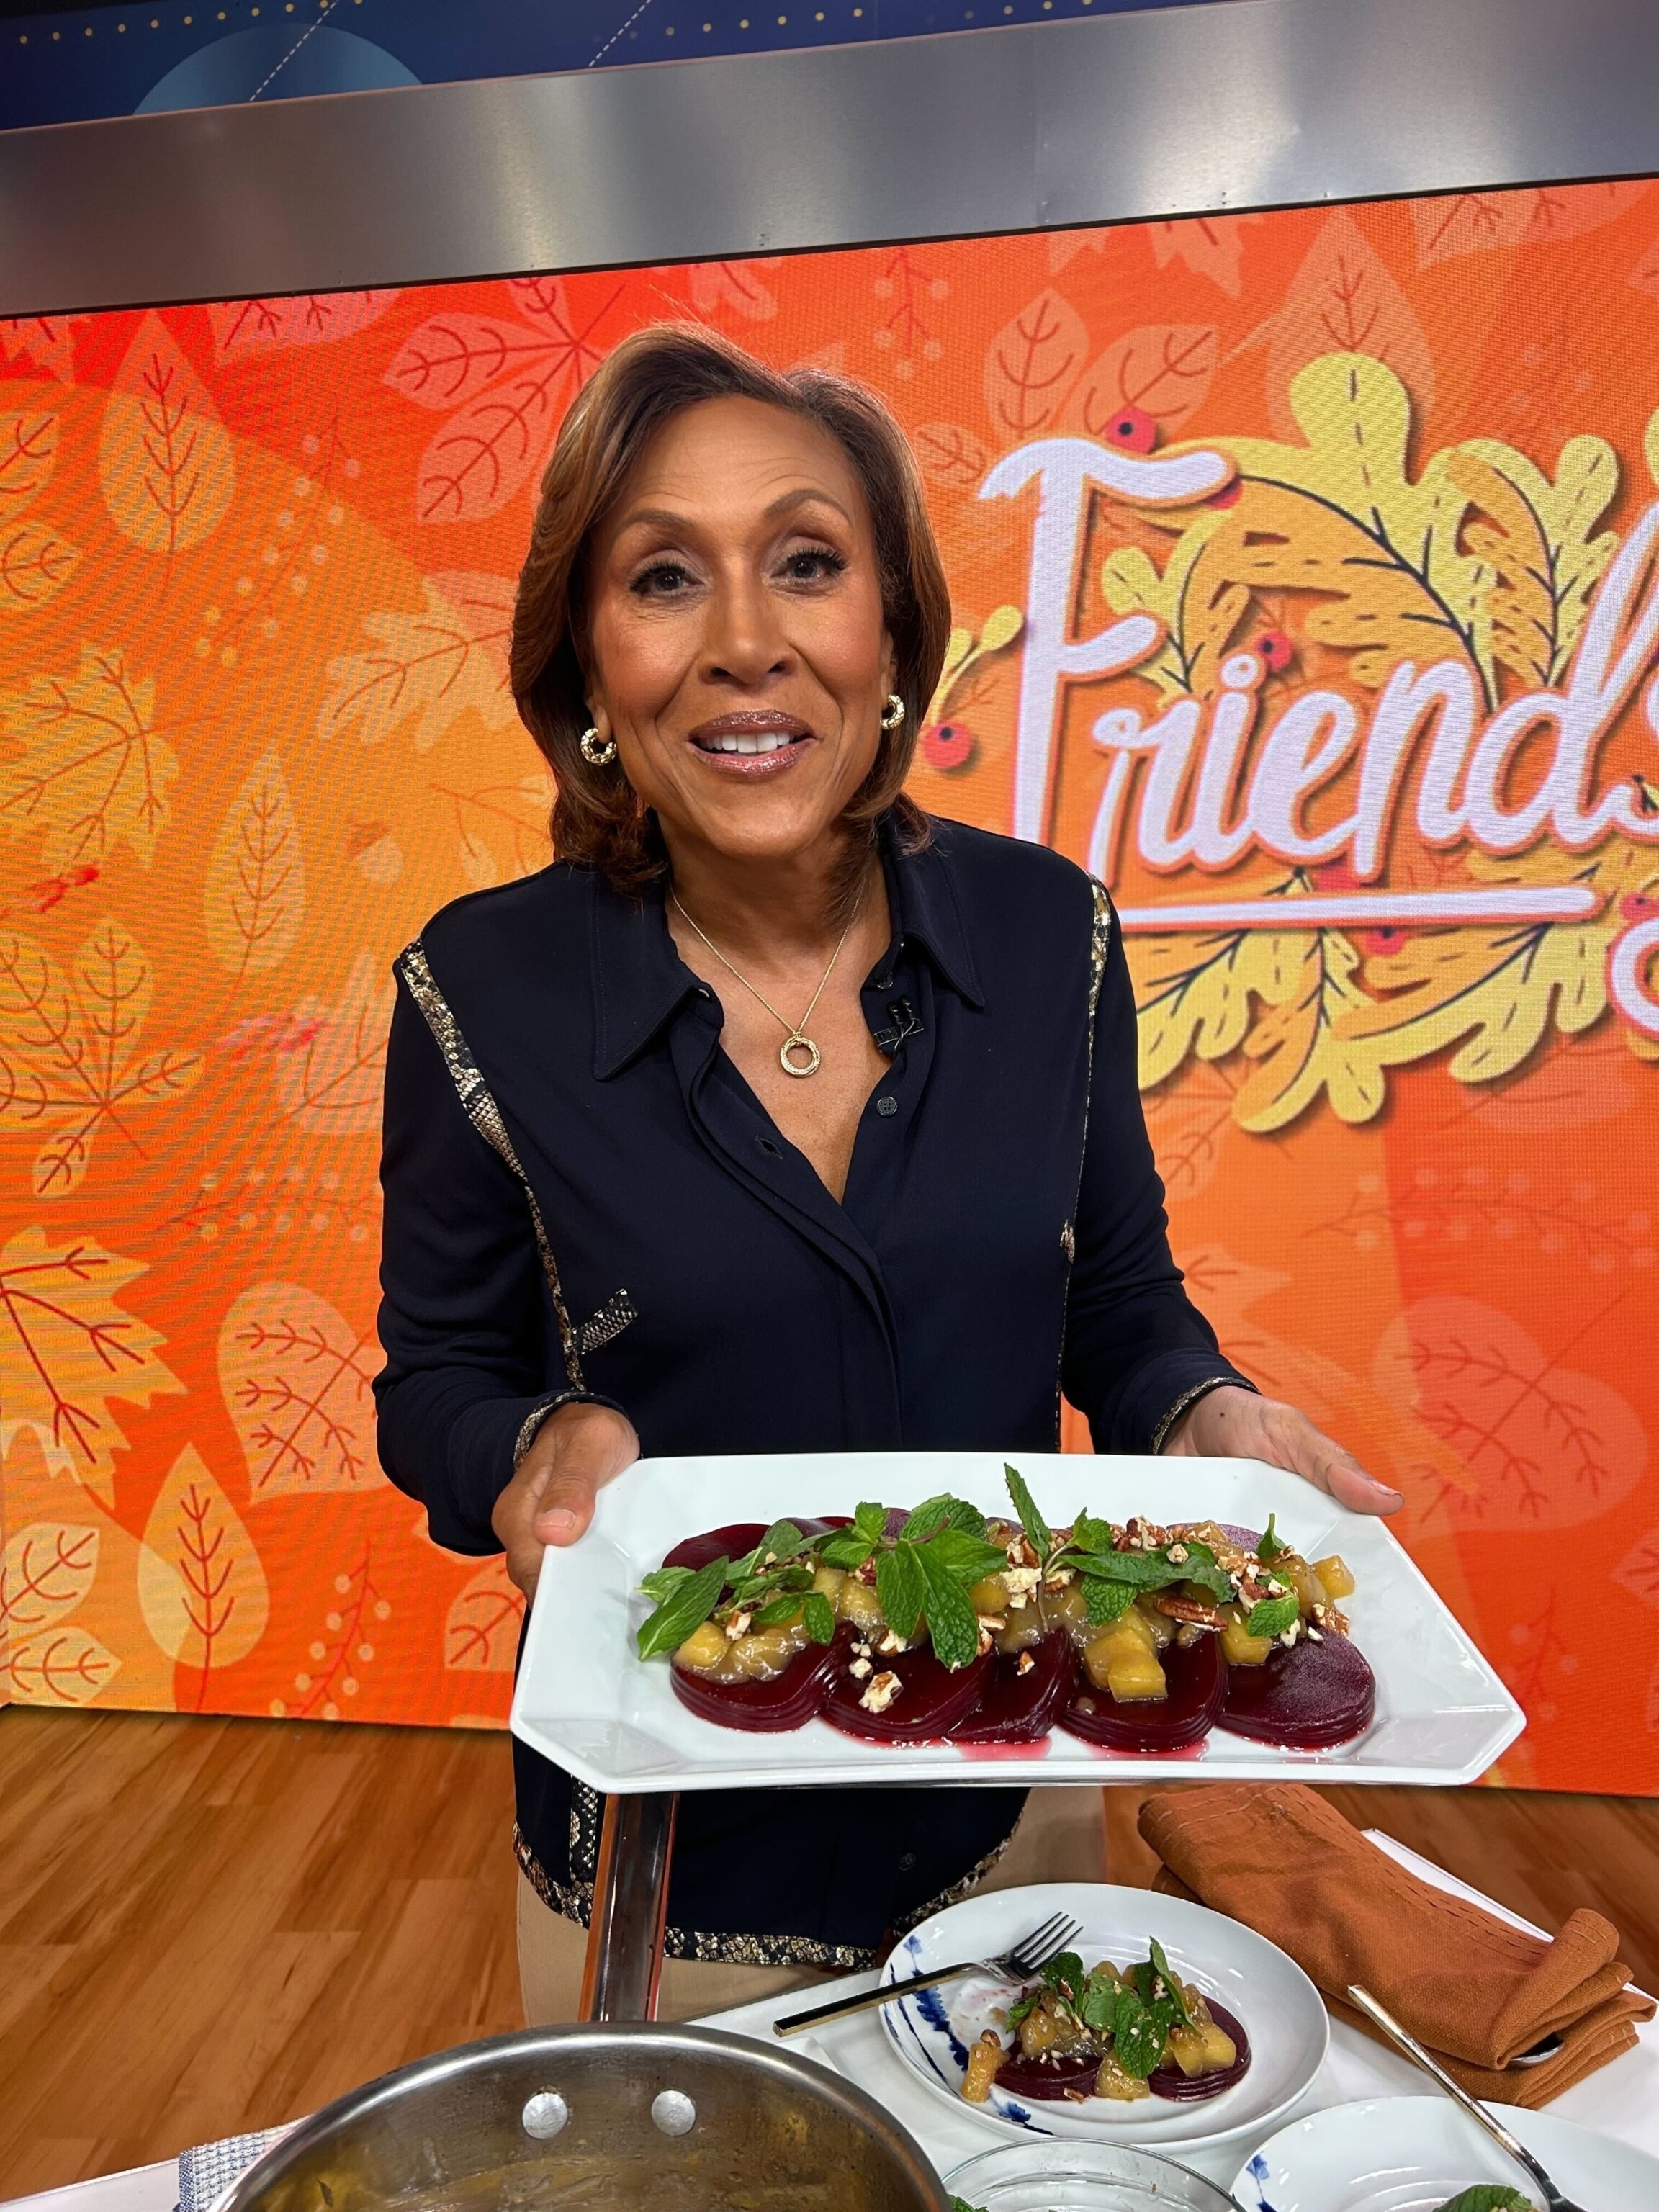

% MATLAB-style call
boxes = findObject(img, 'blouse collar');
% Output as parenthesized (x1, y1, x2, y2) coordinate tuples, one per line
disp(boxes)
(589, 813, 983, 1080)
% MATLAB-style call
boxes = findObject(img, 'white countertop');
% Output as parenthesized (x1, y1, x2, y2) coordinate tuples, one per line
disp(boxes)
(7, 1833, 1654, 2210)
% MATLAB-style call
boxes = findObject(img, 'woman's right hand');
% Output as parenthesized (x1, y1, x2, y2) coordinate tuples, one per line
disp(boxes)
(493, 1400, 641, 1599)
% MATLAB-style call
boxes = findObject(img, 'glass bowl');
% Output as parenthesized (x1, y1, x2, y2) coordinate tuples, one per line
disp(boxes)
(943, 2139, 1238, 2211)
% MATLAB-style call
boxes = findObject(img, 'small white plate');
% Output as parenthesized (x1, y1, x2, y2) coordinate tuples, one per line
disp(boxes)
(511, 1449, 1523, 1794)
(1234, 2094, 1659, 2211)
(878, 1881, 1328, 2154)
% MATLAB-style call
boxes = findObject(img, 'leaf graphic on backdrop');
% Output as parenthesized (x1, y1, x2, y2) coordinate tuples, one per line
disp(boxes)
(318, 574, 516, 751)
(1418, 181, 1650, 268)
(1235, 927, 1382, 1129)
(0, 643, 177, 868)
(1100, 519, 1231, 697)
(0, 919, 204, 1196)
(984, 289, 1088, 440)
(0, 410, 59, 519)
(445, 1557, 525, 1671)
(8, 1625, 120, 1705)
(386, 313, 552, 412)
(1148, 215, 1263, 297)
(1141, 1061, 1238, 1201)
(1445, 437, 1618, 687)
(219, 1282, 378, 1499)
(1614, 1526, 1659, 1611)
(0, 521, 79, 613)
(275, 949, 392, 1136)
(1, 1521, 99, 1642)
(1132, 910, 1312, 1089)
(203, 751, 305, 978)
(1265, 215, 1434, 442)
(1064, 325, 1218, 439)
(0, 317, 82, 382)
(0, 1227, 181, 1504)
(138, 1443, 268, 1681)
(1198, 356, 1482, 692)
(912, 422, 991, 490)
(1375, 1296, 1647, 1532)
(688, 261, 778, 322)
(99, 313, 234, 559)
(209, 289, 397, 361)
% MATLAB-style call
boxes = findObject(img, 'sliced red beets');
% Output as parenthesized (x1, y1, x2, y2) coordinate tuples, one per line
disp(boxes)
(950, 1632, 1074, 1745)
(1146, 1999, 1252, 2101)
(823, 1642, 994, 1742)
(670, 1622, 854, 1732)
(1061, 1629, 1226, 1752)
(992, 2047, 1101, 2100)
(1218, 1627, 1375, 1748)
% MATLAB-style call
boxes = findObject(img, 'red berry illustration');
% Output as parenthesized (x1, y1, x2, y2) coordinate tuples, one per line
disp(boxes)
(1254, 628, 1294, 674)
(1103, 405, 1157, 454)
(922, 721, 974, 772)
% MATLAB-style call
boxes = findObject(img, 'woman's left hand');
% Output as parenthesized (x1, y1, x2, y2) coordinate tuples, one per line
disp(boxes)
(1161, 1383, 1402, 1516)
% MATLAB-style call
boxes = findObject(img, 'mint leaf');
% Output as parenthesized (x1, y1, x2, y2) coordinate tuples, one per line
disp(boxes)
(1071, 1510, 1118, 1554)
(1168, 1539, 1233, 1603)
(637, 1555, 729, 1660)
(639, 1564, 694, 1606)
(902, 1494, 956, 1542)
(1006, 1987, 1042, 2029)
(1147, 1939, 1191, 2027)
(1040, 1950, 1086, 2001)
(877, 1541, 926, 1642)
(853, 1501, 889, 1539)
(733, 1520, 805, 1578)
(1246, 1592, 1300, 1639)
(918, 1547, 981, 1670)
(950, 2198, 989, 2212)
(928, 1525, 1010, 1586)
(1079, 1974, 1120, 2035)
(750, 1593, 803, 1629)
(1084, 1574, 1138, 1624)
(1431, 2191, 1534, 2212)
(817, 1527, 876, 1571)
(1004, 1464, 1051, 1558)
(1072, 1549, 1188, 1591)
(1110, 1987, 1166, 2078)
(801, 1591, 836, 1645)
(1256, 1512, 1290, 1563)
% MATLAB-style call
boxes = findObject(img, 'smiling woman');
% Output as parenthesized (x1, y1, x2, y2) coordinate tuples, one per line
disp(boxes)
(372, 323, 1401, 2024)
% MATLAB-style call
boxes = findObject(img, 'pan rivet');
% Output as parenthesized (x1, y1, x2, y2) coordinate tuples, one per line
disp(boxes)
(650, 2090, 696, 2136)
(521, 2091, 569, 2139)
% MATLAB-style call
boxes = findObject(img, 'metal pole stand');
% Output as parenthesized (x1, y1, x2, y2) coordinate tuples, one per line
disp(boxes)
(578, 1790, 678, 2022)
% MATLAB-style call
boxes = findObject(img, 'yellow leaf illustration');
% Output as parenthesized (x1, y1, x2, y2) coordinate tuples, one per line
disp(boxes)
(275, 948, 392, 1136)
(219, 1281, 378, 1499)
(445, 1557, 525, 1671)
(1267, 213, 1434, 441)
(1100, 520, 1231, 698)
(203, 750, 306, 978)
(138, 1443, 269, 1686)
(0, 642, 179, 868)
(0, 1227, 182, 1505)
(99, 312, 234, 559)
(1446, 438, 1618, 686)
(1, 1521, 99, 1642)
(0, 521, 80, 613)
(317, 573, 516, 752)
(1234, 928, 1385, 1129)
(1192, 355, 1484, 694)
(8, 1624, 120, 1705)
(1131, 912, 1311, 1088)
(0, 917, 204, 1196)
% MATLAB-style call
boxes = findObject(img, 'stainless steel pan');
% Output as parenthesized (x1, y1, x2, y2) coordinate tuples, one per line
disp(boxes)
(214, 2022, 950, 2212)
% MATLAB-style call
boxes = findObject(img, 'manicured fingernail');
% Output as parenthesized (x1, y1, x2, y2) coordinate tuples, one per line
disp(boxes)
(540, 1508, 577, 1540)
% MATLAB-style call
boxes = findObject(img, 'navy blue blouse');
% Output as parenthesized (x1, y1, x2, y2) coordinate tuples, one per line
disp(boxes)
(374, 815, 1249, 1968)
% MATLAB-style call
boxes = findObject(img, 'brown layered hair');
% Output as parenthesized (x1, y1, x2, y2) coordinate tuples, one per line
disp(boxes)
(510, 321, 952, 894)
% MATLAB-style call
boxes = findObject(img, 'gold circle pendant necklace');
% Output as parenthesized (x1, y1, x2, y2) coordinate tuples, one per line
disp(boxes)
(670, 886, 864, 1079)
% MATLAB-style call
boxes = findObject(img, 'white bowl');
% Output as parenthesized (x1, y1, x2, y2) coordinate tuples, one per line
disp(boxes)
(946, 2138, 1237, 2209)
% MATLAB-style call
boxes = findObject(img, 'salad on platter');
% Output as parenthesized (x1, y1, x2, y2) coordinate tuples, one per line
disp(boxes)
(633, 1465, 1373, 1753)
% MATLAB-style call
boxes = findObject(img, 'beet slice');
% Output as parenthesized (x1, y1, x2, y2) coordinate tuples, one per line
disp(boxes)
(1061, 1629, 1226, 1753)
(671, 1622, 853, 1732)
(662, 1521, 766, 1575)
(992, 2047, 1100, 2101)
(950, 1632, 1074, 1745)
(823, 1642, 993, 1742)
(1147, 2000, 1252, 2102)
(1218, 1627, 1375, 1748)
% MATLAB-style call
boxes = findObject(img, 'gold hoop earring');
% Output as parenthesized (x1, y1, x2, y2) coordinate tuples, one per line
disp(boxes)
(881, 693, 906, 731)
(580, 726, 618, 767)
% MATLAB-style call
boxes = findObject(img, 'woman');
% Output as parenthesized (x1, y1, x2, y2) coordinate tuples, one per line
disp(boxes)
(374, 323, 1401, 2024)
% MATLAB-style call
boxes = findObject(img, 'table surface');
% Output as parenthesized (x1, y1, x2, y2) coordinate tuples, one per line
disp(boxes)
(6, 1833, 1655, 2211)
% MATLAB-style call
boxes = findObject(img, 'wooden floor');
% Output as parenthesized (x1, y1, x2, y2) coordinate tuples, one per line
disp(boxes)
(2, 1706, 1657, 2200)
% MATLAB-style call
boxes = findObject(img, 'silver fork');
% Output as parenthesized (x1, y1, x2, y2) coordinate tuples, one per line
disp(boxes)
(771, 1909, 1083, 2039)
(1347, 1985, 1591, 2212)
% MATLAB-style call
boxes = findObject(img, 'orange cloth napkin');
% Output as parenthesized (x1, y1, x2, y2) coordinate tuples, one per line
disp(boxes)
(1137, 1782, 1654, 2108)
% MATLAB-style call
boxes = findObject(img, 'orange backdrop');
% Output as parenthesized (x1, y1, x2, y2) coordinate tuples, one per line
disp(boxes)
(1, 183, 1657, 1789)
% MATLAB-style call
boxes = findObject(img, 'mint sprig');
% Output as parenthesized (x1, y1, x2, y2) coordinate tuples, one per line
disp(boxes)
(1246, 1591, 1300, 1640)
(636, 1555, 729, 1660)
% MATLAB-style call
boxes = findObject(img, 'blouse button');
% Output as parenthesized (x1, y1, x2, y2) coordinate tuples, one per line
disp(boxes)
(876, 1094, 899, 1118)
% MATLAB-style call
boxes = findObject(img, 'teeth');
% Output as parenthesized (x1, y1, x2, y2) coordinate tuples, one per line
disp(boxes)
(711, 732, 794, 754)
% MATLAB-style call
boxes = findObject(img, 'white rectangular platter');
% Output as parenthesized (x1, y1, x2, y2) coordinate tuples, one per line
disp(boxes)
(511, 1451, 1524, 1794)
